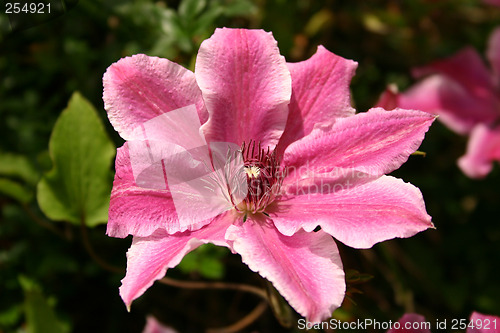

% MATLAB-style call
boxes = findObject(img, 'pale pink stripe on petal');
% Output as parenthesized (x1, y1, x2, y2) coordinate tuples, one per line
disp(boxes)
(272, 175, 433, 249)
(458, 124, 500, 178)
(120, 213, 234, 309)
(283, 108, 435, 179)
(277, 46, 357, 153)
(103, 54, 207, 140)
(468, 312, 500, 333)
(387, 313, 431, 332)
(196, 28, 291, 148)
(226, 220, 345, 323)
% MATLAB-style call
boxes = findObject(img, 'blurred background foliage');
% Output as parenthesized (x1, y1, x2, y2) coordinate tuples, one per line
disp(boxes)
(1, 0, 500, 332)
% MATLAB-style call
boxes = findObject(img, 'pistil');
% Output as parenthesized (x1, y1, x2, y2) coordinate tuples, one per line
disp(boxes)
(236, 140, 284, 215)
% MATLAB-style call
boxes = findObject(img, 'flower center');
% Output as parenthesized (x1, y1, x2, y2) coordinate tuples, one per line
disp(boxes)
(235, 140, 284, 217)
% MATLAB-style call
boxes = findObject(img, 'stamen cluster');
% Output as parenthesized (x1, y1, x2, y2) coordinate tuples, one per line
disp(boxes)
(237, 140, 284, 215)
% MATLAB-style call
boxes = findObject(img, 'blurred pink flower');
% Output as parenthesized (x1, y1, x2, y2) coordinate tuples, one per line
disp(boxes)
(103, 28, 435, 323)
(484, 0, 500, 6)
(388, 312, 499, 332)
(387, 313, 431, 333)
(377, 28, 500, 178)
(469, 312, 500, 333)
(142, 316, 178, 333)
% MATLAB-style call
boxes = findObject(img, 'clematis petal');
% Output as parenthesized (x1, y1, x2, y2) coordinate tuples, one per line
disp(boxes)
(458, 123, 500, 178)
(120, 213, 234, 309)
(103, 54, 207, 140)
(271, 175, 433, 249)
(468, 312, 500, 333)
(196, 28, 291, 148)
(387, 313, 431, 332)
(414, 47, 494, 100)
(108, 142, 231, 238)
(108, 143, 178, 238)
(283, 108, 435, 179)
(277, 46, 357, 153)
(225, 219, 345, 323)
(487, 27, 500, 85)
(396, 75, 498, 134)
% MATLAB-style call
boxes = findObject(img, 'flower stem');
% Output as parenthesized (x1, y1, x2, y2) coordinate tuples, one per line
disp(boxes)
(22, 203, 68, 239)
(79, 216, 124, 274)
(206, 301, 268, 333)
(158, 277, 267, 300)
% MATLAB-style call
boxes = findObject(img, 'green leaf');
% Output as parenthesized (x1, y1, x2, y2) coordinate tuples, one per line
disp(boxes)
(178, 0, 206, 20)
(0, 303, 23, 328)
(219, 0, 256, 16)
(0, 178, 33, 203)
(37, 92, 115, 227)
(177, 244, 226, 279)
(19, 276, 68, 333)
(0, 152, 39, 185)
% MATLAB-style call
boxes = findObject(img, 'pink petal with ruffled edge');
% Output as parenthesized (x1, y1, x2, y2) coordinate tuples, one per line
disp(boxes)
(225, 219, 345, 323)
(414, 47, 494, 100)
(398, 75, 498, 134)
(468, 312, 500, 333)
(272, 175, 433, 249)
(458, 123, 500, 178)
(277, 46, 357, 153)
(196, 28, 291, 148)
(387, 313, 431, 333)
(283, 108, 435, 179)
(103, 54, 207, 140)
(487, 27, 500, 86)
(120, 213, 234, 309)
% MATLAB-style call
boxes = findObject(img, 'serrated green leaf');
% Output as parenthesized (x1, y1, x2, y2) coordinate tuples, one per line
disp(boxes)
(19, 276, 68, 333)
(0, 178, 33, 203)
(36, 92, 115, 227)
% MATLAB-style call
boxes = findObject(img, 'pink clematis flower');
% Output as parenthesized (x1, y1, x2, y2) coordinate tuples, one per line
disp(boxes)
(388, 312, 499, 332)
(377, 28, 500, 178)
(103, 28, 435, 323)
